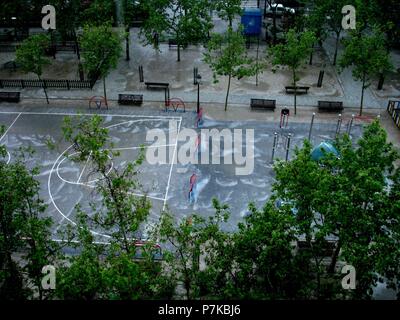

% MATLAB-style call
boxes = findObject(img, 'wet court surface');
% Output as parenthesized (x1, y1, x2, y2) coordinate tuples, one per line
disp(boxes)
(0, 108, 363, 240)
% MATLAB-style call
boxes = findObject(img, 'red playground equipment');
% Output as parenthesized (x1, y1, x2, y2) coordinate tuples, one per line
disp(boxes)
(188, 174, 197, 202)
(89, 96, 108, 110)
(196, 107, 204, 128)
(280, 108, 290, 128)
(165, 97, 186, 112)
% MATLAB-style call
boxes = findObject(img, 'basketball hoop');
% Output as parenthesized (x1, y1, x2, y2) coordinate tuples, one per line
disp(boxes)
(89, 96, 108, 110)
(165, 98, 186, 113)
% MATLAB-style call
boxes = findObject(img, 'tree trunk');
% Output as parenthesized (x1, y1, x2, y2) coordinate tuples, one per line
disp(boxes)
(256, 38, 260, 86)
(328, 242, 341, 274)
(360, 78, 365, 116)
(103, 77, 108, 107)
(38, 75, 49, 104)
(309, 45, 314, 65)
(225, 74, 232, 112)
(293, 69, 297, 115)
(177, 44, 181, 62)
(73, 30, 81, 61)
(272, 11, 277, 45)
(125, 26, 130, 61)
(333, 30, 341, 66)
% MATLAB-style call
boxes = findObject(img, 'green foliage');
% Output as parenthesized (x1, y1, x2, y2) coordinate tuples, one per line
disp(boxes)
(80, 0, 116, 26)
(0, 145, 58, 300)
(140, 0, 213, 61)
(79, 23, 123, 101)
(213, 0, 243, 26)
(156, 199, 230, 299)
(273, 120, 400, 299)
(204, 26, 258, 111)
(338, 29, 393, 115)
(269, 29, 316, 114)
(56, 115, 175, 299)
(79, 23, 123, 80)
(15, 34, 50, 77)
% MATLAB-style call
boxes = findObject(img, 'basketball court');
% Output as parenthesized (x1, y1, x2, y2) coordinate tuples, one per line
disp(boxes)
(0, 107, 365, 240)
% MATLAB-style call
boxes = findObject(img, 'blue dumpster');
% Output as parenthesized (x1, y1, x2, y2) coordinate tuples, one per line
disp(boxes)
(241, 8, 262, 36)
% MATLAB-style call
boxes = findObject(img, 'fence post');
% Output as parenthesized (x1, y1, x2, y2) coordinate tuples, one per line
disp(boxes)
(317, 70, 324, 87)
(139, 65, 144, 82)
(67, 80, 70, 90)
(21, 80, 24, 89)
(0, 80, 3, 88)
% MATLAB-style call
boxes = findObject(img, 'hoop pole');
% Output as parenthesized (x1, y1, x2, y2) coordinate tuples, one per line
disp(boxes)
(347, 114, 355, 135)
(285, 133, 292, 162)
(271, 132, 278, 164)
(335, 114, 342, 137)
(308, 112, 315, 141)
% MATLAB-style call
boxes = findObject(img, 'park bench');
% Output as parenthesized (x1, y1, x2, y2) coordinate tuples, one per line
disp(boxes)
(0, 91, 20, 103)
(145, 82, 169, 90)
(118, 94, 143, 106)
(168, 39, 178, 47)
(3, 61, 21, 71)
(250, 99, 276, 111)
(285, 86, 310, 94)
(318, 100, 344, 112)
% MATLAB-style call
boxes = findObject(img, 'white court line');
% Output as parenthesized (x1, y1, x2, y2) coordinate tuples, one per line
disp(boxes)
(163, 118, 182, 212)
(0, 111, 182, 120)
(0, 112, 22, 142)
(129, 192, 165, 202)
(47, 115, 182, 239)
(77, 151, 92, 183)
(113, 144, 175, 151)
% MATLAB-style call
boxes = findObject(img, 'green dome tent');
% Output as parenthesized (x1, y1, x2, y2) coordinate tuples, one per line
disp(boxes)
(311, 141, 339, 161)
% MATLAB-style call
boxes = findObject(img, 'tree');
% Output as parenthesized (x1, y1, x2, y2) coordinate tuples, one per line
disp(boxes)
(79, 24, 123, 107)
(338, 29, 393, 116)
(49, 0, 84, 78)
(273, 120, 400, 299)
(201, 201, 313, 299)
(204, 26, 258, 111)
(141, 0, 213, 62)
(15, 34, 51, 104)
(320, 0, 348, 66)
(57, 115, 175, 299)
(0, 140, 58, 300)
(213, 0, 243, 27)
(269, 29, 316, 115)
(80, 0, 116, 26)
(156, 199, 230, 299)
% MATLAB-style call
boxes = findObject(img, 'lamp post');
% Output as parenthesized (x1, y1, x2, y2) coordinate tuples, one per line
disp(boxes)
(196, 74, 202, 114)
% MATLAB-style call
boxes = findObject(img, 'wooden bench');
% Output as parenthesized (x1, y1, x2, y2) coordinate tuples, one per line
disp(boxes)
(145, 82, 169, 90)
(0, 92, 20, 103)
(285, 86, 310, 94)
(318, 101, 343, 112)
(118, 94, 143, 106)
(250, 99, 276, 111)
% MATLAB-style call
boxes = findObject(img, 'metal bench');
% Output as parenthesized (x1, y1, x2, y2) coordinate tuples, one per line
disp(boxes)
(285, 86, 310, 94)
(0, 92, 20, 103)
(318, 101, 343, 112)
(168, 39, 178, 47)
(145, 82, 169, 90)
(118, 94, 143, 106)
(250, 99, 276, 111)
